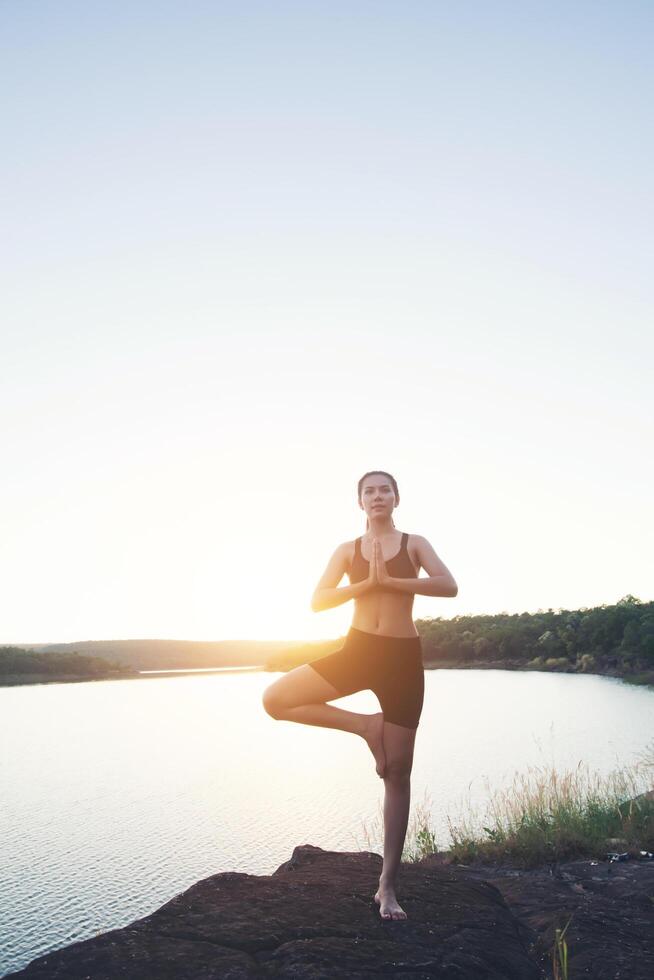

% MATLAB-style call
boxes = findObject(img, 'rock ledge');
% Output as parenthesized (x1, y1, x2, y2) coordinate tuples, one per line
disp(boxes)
(9, 845, 542, 979)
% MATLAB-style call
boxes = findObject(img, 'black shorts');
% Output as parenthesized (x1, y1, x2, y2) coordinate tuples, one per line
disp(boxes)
(309, 626, 424, 729)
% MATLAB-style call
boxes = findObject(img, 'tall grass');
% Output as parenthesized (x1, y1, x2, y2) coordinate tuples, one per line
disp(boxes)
(357, 742, 654, 868)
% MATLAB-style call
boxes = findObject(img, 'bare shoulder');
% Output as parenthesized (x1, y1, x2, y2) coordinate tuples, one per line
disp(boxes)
(314, 539, 355, 591)
(409, 533, 439, 554)
(406, 533, 442, 569)
(340, 537, 358, 571)
(408, 534, 456, 586)
(323, 538, 357, 571)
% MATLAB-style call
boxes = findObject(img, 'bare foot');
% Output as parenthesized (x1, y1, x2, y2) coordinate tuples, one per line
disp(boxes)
(362, 712, 386, 777)
(374, 886, 407, 921)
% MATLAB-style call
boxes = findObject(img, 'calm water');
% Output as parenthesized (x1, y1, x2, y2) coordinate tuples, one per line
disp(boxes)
(1, 668, 652, 976)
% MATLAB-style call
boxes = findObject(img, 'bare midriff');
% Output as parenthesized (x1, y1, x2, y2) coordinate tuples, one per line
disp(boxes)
(350, 588, 419, 638)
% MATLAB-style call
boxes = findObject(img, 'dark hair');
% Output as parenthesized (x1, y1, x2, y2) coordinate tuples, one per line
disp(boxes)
(357, 470, 399, 531)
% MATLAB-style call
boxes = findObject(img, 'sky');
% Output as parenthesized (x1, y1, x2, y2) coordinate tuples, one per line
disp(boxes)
(1, 1, 652, 644)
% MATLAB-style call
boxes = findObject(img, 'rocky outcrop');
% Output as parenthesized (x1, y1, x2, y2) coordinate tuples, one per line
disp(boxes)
(8, 845, 541, 979)
(452, 852, 654, 980)
(9, 844, 654, 978)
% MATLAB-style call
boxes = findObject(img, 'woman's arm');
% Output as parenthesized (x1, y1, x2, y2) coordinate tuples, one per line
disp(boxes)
(311, 542, 373, 612)
(382, 535, 458, 597)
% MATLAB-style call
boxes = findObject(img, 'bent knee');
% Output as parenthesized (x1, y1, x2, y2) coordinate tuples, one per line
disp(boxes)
(262, 687, 285, 719)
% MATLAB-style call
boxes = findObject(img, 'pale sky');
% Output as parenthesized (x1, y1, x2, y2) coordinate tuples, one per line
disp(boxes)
(2, 2, 652, 644)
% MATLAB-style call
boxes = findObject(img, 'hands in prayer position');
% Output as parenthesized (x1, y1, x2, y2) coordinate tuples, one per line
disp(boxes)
(366, 539, 393, 591)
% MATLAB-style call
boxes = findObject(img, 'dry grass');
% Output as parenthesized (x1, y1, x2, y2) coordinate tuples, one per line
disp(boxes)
(443, 743, 654, 867)
(356, 741, 654, 869)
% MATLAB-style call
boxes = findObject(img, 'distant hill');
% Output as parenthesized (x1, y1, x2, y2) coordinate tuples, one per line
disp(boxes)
(10, 638, 319, 671)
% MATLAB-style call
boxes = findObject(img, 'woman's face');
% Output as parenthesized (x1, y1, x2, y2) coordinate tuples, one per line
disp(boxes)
(359, 476, 397, 523)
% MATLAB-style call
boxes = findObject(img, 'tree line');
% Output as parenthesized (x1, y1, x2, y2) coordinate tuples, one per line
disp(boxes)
(0, 646, 138, 681)
(4, 596, 652, 682)
(264, 596, 654, 677)
(418, 595, 653, 675)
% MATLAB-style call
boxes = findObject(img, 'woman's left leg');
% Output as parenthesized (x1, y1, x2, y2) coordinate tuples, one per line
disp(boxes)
(374, 721, 417, 921)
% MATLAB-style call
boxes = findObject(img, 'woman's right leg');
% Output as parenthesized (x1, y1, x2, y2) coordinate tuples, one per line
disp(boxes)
(262, 664, 386, 776)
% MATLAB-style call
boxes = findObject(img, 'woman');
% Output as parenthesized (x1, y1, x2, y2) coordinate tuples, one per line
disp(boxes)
(262, 470, 458, 921)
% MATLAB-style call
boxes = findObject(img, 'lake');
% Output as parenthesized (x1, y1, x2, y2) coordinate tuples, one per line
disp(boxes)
(1, 667, 652, 976)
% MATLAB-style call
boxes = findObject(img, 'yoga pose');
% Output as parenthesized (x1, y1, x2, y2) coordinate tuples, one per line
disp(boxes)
(262, 470, 458, 921)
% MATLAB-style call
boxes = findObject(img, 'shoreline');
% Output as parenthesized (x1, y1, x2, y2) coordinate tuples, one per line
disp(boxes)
(0, 660, 654, 688)
(0, 666, 267, 688)
(2, 659, 653, 688)
(423, 658, 654, 686)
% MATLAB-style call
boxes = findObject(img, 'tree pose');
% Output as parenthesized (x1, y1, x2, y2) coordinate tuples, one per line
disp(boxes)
(262, 470, 458, 920)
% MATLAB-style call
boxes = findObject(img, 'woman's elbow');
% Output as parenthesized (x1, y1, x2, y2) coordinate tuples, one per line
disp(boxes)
(310, 593, 323, 613)
(439, 577, 458, 598)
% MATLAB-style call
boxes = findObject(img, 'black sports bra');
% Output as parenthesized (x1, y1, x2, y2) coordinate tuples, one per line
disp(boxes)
(348, 532, 417, 585)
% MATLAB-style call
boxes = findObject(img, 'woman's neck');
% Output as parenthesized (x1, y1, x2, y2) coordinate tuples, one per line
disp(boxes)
(366, 516, 397, 537)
